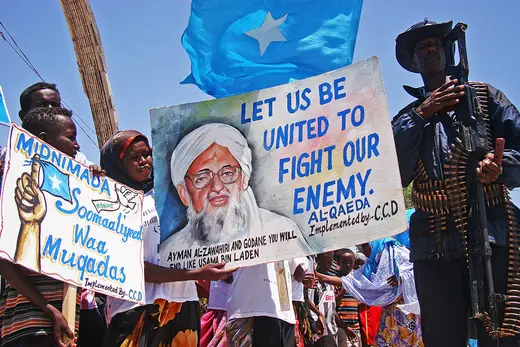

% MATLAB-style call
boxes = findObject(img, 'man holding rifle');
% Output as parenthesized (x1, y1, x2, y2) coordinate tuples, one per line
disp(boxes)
(392, 19, 520, 346)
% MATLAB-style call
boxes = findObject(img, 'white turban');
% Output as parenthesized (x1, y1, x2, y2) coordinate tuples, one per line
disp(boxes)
(171, 123, 253, 187)
(170, 123, 263, 244)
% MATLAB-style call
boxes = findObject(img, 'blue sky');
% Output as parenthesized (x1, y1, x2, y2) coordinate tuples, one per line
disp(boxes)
(0, 0, 519, 204)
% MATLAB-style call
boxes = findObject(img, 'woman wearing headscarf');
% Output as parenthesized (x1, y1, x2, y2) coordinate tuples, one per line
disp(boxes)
(315, 238, 423, 347)
(100, 130, 235, 347)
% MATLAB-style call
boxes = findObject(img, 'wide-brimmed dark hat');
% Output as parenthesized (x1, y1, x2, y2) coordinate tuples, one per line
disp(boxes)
(396, 18, 453, 73)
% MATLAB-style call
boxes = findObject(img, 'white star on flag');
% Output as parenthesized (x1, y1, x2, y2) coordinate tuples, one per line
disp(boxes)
(49, 174, 62, 190)
(245, 11, 288, 56)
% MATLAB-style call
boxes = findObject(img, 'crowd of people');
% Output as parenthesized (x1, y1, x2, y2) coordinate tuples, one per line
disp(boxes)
(0, 17, 519, 347)
(0, 79, 415, 347)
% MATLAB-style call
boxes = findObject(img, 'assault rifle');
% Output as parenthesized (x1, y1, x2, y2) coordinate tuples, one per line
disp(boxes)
(444, 22, 506, 337)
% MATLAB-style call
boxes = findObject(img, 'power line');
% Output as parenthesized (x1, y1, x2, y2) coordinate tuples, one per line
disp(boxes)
(1, 28, 98, 144)
(0, 21, 44, 81)
(0, 20, 99, 147)
(0, 20, 98, 140)
(63, 104, 99, 147)
(1, 32, 41, 79)
(61, 100, 98, 137)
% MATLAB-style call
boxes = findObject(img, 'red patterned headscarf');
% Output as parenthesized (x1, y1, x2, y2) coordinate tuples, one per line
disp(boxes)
(100, 130, 153, 192)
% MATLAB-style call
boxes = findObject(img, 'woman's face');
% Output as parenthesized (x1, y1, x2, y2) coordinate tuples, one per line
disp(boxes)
(121, 140, 153, 183)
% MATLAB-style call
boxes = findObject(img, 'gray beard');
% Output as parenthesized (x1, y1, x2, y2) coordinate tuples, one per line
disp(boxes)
(186, 193, 248, 245)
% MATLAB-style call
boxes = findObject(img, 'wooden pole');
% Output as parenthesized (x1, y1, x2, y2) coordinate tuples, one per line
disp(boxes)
(275, 261, 291, 311)
(61, 283, 77, 344)
(58, 0, 118, 148)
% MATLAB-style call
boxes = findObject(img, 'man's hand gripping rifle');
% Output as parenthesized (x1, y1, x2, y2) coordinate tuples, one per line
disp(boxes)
(444, 22, 506, 338)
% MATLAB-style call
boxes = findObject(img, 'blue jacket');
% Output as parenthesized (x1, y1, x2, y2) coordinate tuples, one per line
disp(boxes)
(392, 84, 520, 262)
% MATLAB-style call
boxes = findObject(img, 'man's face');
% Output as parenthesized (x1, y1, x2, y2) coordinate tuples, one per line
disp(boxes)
(181, 143, 245, 214)
(29, 89, 61, 109)
(413, 36, 446, 74)
(317, 252, 334, 273)
(339, 252, 355, 275)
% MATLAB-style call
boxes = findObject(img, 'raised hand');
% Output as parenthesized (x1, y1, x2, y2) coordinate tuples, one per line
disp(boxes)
(302, 273, 318, 288)
(476, 153, 502, 184)
(14, 155, 46, 270)
(88, 164, 106, 178)
(415, 79, 465, 119)
(15, 155, 46, 224)
(477, 139, 504, 185)
(386, 274, 399, 288)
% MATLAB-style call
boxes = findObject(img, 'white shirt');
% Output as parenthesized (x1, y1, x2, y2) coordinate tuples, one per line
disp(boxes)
(307, 256, 315, 274)
(207, 280, 231, 311)
(75, 151, 91, 166)
(227, 261, 296, 324)
(107, 190, 198, 320)
(288, 257, 308, 302)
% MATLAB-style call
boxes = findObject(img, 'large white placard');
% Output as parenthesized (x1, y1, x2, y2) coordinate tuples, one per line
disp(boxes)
(151, 57, 407, 268)
(0, 125, 145, 304)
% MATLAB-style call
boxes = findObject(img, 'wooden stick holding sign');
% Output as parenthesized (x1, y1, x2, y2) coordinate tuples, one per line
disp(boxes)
(62, 283, 77, 345)
(275, 261, 291, 311)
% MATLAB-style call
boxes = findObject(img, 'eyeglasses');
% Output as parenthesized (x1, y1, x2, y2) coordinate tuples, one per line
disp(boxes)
(185, 166, 242, 189)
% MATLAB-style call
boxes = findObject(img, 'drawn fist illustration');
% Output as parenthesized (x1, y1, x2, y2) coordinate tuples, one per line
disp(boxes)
(15, 155, 46, 224)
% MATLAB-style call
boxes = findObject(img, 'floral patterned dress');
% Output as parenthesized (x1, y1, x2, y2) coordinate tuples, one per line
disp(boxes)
(103, 299, 200, 347)
(375, 297, 423, 347)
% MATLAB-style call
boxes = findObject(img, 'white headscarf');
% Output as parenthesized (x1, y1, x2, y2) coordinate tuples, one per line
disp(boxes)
(170, 123, 262, 242)
(355, 252, 368, 262)
(341, 242, 420, 314)
(171, 123, 252, 187)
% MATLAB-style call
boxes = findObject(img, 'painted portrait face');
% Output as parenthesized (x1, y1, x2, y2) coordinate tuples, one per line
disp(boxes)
(178, 143, 245, 214)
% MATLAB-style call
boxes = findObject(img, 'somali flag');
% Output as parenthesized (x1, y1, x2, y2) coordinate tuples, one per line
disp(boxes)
(181, 0, 364, 97)
(0, 86, 11, 124)
(27, 159, 72, 203)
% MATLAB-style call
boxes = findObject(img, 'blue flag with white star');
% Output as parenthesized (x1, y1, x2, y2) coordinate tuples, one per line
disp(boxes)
(30, 160, 72, 202)
(0, 86, 11, 124)
(181, 0, 363, 98)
